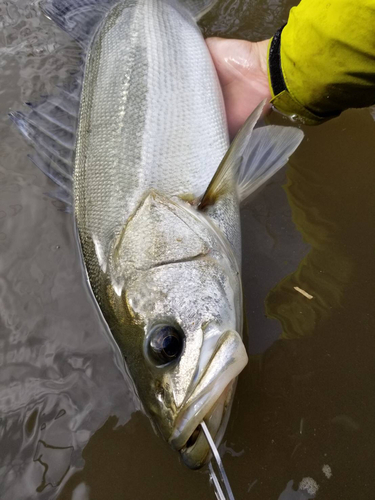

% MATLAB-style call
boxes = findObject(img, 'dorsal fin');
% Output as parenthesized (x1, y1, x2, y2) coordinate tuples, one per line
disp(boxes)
(10, 95, 76, 206)
(10, 0, 110, 206)
(41, 0, 119, 47)
(198, 101, 304, 209)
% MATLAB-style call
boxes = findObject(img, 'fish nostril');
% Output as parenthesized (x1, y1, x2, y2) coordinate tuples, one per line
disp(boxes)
(186, 427, 201, 448)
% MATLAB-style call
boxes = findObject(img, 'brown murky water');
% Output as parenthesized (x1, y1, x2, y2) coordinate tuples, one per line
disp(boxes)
(1, 1, 375, 499)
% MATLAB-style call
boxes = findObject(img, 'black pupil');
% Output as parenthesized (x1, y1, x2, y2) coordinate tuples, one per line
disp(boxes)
(162, 335, 179, 358)
(149, 325, 183, 363)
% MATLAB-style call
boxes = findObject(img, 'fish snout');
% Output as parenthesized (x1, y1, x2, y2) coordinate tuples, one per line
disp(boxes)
(169, 330, 248, 468)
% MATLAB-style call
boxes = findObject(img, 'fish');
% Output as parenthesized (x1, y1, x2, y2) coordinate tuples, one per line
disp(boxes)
(10, 0, 303, 469)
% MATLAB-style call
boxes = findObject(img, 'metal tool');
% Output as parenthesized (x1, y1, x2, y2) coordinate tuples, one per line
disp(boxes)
(200, 421, 235, 500)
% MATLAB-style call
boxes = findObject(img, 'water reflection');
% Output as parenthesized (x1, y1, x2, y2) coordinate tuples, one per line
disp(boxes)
(201, 0, 296, 40)
(266, 112, 375, 340)
(34, 440, 73, 491)
(278, 479, 316, 500)
(0, 5, 139, 497)
(219, 110, 375, 499)
(58, 413, 211, 500)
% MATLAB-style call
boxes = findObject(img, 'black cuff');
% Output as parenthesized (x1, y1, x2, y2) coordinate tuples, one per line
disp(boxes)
(269, 24, 287, 95)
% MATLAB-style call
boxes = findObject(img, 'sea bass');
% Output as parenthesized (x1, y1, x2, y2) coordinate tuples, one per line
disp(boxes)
(11, 0, 303, 468)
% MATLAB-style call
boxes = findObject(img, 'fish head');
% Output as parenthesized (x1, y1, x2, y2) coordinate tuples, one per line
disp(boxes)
(104, 191, 248, 468)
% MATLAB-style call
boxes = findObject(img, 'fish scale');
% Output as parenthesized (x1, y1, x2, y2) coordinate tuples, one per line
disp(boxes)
(75, 0, 229, 289)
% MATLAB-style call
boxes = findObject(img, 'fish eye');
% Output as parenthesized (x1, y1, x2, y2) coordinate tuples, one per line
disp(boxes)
(148, 324, 184, 365)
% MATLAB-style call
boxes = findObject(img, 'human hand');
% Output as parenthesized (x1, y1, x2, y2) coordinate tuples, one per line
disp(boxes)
(206, 37, 272, 138)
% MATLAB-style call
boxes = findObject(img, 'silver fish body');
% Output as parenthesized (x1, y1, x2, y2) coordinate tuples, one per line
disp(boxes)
(11, 0, 303, 470)
(74, 0, 247, 467)
(75, 0, 236, 255)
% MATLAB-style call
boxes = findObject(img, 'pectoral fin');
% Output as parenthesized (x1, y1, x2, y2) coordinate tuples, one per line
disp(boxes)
(236, 124, 304, 202)
(198, 100, 304, 209)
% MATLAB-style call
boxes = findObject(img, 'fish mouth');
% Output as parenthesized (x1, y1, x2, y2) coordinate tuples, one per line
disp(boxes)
(179, 381, 235, 469)
(169, 330, 248, 469)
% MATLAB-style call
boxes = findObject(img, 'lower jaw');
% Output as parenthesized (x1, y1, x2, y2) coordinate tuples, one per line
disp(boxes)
(178, 381, 236, 469)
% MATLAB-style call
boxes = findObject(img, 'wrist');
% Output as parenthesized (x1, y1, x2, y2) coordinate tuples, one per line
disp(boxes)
(256, 39, 271, 86)
(267, 26, 339, 125)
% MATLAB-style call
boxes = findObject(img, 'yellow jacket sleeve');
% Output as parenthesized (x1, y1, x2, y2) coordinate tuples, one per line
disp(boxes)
(268, 0, 375, 125)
